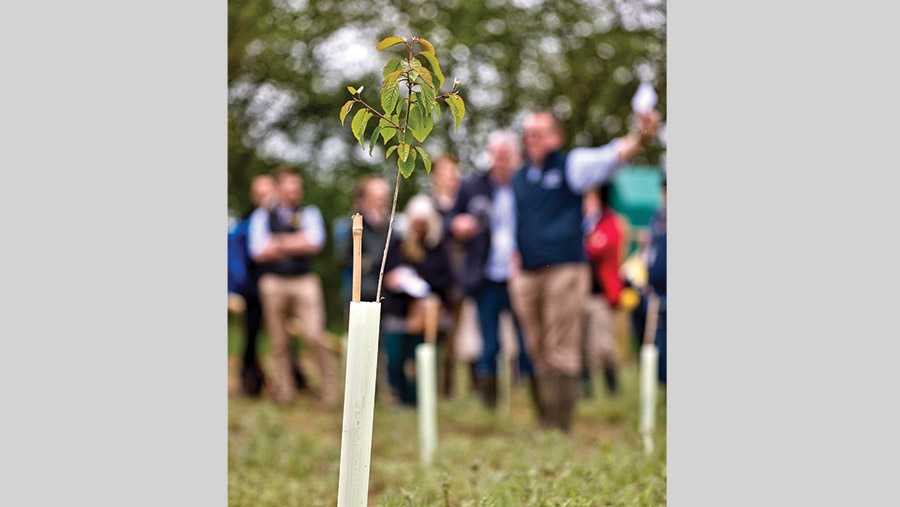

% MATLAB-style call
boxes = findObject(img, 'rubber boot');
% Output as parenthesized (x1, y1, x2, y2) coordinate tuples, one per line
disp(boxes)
(555, 374, 581, 433)
(536, 373, 558, 429)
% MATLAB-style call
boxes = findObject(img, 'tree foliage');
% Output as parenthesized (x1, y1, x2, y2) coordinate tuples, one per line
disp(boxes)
(340, 36, 464, 180)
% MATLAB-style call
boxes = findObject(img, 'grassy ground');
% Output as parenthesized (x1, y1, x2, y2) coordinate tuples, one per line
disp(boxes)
(227, 332, 667, 506)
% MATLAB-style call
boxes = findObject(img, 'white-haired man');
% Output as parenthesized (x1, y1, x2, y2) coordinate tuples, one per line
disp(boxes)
(448, 131, 537, 410)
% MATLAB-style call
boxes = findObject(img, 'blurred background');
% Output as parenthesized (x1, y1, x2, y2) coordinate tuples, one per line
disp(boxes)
(228, 0, 667, 335)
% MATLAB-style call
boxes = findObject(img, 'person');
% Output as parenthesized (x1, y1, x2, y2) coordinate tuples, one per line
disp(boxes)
(582, 183, 627, 396)
(381, 195, 454, 406)
(248, 168, 336, 405)
(430, 155, 462, 219)
(428, 156, 466, 398)
(233, 174, 307, 396)
(509, 109, 661, 432)
(340, 177, 391, 303)
(448, 131, 536, 409)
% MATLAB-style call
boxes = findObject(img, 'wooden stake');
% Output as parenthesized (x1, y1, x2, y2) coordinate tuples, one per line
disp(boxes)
(351, 213, 363, 303)
(424, 294, 440, 346)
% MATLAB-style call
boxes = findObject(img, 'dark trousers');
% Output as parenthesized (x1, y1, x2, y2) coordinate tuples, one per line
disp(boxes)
(243, 294, 263, 370)
(474, 281, 534, 378)
(385, 331, 424, 405)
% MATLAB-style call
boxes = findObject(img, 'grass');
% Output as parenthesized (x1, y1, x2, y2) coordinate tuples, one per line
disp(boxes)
(228, 340, 667, 506)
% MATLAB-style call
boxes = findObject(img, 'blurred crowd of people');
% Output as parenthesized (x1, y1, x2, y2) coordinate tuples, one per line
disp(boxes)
(228, 108, 665, 433)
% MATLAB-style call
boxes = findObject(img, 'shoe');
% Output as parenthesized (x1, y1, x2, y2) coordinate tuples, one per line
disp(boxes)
(603, 365, 619, 396)
(241, 363, 265, 396)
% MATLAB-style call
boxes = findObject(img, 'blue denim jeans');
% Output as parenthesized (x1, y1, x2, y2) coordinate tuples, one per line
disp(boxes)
(474, 281, 535, 378)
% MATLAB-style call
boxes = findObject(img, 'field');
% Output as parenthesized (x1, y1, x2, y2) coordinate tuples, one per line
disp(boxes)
(227, 322, 667, 506)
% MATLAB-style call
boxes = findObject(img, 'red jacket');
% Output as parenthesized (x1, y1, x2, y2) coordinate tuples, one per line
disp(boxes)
(584, 208, 625, 307)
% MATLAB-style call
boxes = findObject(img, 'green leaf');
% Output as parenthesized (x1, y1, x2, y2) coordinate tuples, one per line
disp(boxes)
(398, 143, 410, 162)
(381, 81, 399, 115)
(351, 109, 372, 149)
(411, 66, 433, 89)
(418, 52, 444, 89)
(446, 94, 465, 134)
(409, 100, 433, 142)
(383, 58, 403, 80)
(407, 94, 432, 143)
(415, 146, 432, 174)
(379, 118, 397, 143)
(376, 36, 406, 51)
(398, 146, 416, 178)
(347, 86, 356, 95)
(385, 145, 398, 159)
(419, 81, 436, 113)
(385, 69, 404, 87)
(417, 38, 435, 55)
(339, 100, 354, 125)
(369, 125, 382, 156)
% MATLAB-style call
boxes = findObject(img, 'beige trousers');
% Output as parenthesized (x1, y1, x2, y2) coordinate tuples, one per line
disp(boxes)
(582, 294, 618, 369)
(509, 263, 591, 377)
(259, 272, 336, 404)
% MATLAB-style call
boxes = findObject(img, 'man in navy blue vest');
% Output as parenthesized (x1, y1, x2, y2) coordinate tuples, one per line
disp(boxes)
(510, 110, 660, 432)
(448, 131, 536, 410)
(249, 169, 336, 405)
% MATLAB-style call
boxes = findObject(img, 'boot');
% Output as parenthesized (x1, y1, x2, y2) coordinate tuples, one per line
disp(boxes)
(580, 366, 594, 399)
(477, 375, 498, 409)
(603, 364, 619, 396)
(291, 355, 308, 390)
(555, 374, 581, 433)
(536, 373, 558, 429)
(241, 362, 265, 396)
(528, 375, 544, 422)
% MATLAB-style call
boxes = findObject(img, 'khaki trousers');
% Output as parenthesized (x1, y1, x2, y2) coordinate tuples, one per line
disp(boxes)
(259, 272, 336, 404)
(582, 294, 618, 369)
(509, 263, 591, 377)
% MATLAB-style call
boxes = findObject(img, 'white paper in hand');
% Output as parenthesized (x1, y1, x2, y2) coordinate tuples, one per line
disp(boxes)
(632, 81, 658, 115)
(403, 276, 431, 298)
(394, 266, 431, 298)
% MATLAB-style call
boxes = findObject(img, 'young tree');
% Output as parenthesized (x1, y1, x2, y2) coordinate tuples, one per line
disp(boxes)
(339, 35, 465, 301)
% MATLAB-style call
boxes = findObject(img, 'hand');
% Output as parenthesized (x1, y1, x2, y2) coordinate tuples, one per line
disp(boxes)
(451, 213, 480, 242)
(384, 269, 403, 292)
(635, 110, 661, 141)
(509, 250, 522, 280)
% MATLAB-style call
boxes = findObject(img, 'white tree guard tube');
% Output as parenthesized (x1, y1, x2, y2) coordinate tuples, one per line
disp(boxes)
(337, 301, 382, 507)
(639, 343, 659, 454)
(415, 342, 437, 465)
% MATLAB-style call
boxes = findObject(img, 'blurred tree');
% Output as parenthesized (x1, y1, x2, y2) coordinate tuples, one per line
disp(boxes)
(228, 0, 666, 332)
